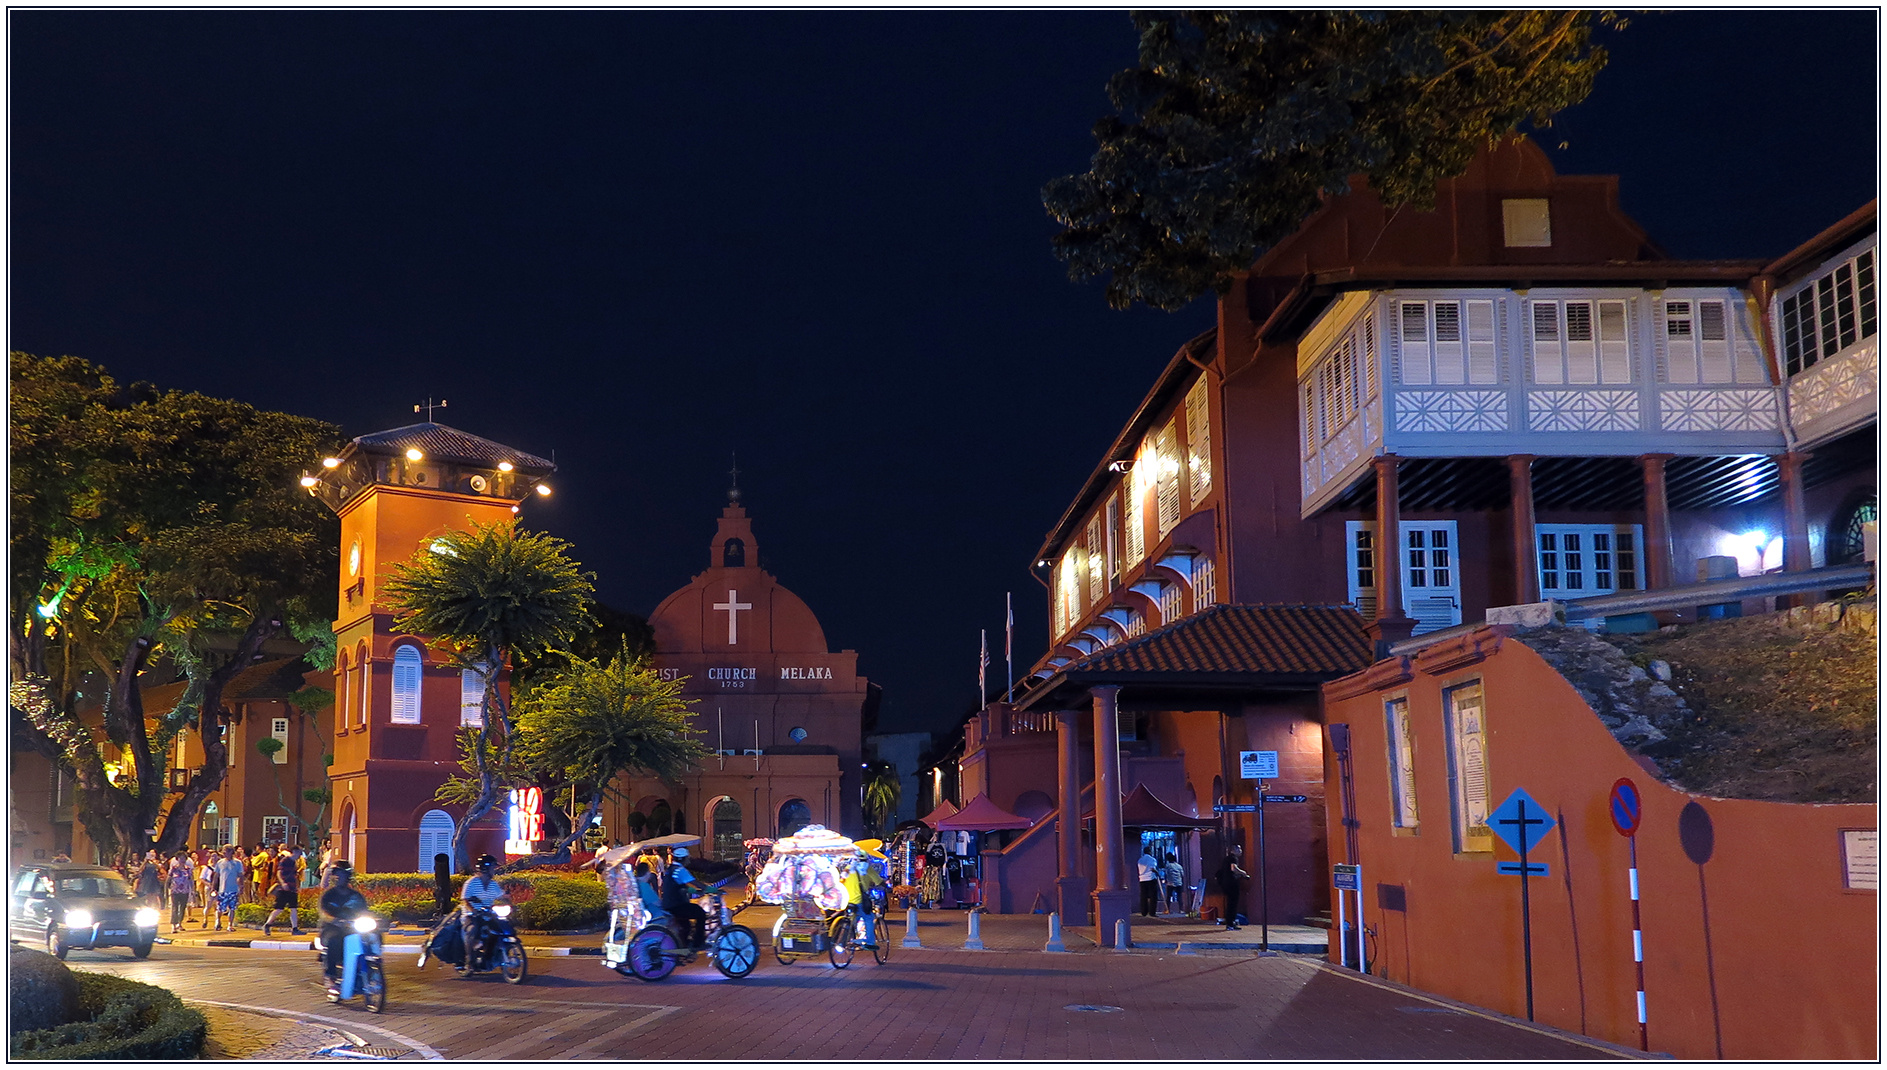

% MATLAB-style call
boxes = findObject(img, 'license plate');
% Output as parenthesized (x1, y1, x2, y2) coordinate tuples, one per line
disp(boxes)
(780, 938, 795, 949)
(102, 929, 128, 937)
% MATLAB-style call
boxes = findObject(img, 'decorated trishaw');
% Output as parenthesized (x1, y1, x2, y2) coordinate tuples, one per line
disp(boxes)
(739, 839, 775, 907)
(753, 825, 885, 968)
(596, 834, 760, 982)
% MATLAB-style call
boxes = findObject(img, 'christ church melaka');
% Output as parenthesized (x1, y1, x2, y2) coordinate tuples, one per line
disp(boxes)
(306, 418, 870, 873)
(600, 489, 875, 862)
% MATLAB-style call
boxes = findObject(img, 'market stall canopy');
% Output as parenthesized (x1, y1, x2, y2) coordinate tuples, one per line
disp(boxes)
(919, 799, 960, 827)
(1085, 784, 1217, 829)
(933, 793, 1033, 831)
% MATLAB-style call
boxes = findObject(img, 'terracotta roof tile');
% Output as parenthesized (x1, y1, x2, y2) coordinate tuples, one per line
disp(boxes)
(353, 422, 553, 471)
(1062, 603, 1372, 679)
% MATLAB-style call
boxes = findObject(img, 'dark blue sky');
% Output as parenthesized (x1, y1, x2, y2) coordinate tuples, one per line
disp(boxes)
(10, 11, 1877, 736)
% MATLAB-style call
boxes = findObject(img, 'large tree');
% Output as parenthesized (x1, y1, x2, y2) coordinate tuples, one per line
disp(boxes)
(1044, 11, 1620, 311)
(503, 649, 706, 870)
(381, 520, 594, 869)
(8, 352, 341, 864)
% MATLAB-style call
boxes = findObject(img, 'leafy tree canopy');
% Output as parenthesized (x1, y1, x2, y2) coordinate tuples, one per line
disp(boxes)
(1044, 11, 1619, 311)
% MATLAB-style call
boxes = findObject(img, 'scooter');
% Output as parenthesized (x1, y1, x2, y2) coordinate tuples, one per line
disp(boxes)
(417, 896, 528, 984)
(314, 914, 387, 1013)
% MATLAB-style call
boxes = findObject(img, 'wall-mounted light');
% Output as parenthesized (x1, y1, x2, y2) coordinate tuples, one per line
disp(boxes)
(497, 461, 514, 473)
(321, 457, 342, 469)
(1107, 459, 1135, 474)
(299, 473, 320, 488)
(405, 448, 425, 462)
(535, 483, 552, 496)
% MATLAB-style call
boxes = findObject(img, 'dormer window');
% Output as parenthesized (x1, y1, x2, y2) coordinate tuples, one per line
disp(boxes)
(723, 538, 745, 568)
(1502, 198, 1552, 247)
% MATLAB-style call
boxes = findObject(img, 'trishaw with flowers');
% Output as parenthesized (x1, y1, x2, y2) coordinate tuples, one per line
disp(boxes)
(753, 825, 881, 968)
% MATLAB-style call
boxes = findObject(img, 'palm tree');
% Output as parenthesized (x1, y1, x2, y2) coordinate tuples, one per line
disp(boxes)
(383, 520, 594, 869)
(512, 649, 708, 866)
(862, 761, 902, 836)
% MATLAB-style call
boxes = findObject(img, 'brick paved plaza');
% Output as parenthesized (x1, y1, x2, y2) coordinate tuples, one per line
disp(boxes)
(76, 924, 1640, 1061)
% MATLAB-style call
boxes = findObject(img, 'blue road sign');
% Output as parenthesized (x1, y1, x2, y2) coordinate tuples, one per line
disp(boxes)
(1213, 803, 1257, 813)
(1261, 794, 1308, 804)
(1333, 863, 1361, 891)
(1608, 777, 1642, 837)
(1497, 862, 1550, 877)
(1488, 788, 1557, 856)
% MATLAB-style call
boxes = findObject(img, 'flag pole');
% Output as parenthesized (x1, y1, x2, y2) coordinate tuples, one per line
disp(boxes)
(1005, 592, 1014, 702)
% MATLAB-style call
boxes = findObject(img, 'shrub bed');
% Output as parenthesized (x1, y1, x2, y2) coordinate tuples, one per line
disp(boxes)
(9, 972, 205, 1060)
(9, 949, 78, 1035)
(270, 872, 606, 928)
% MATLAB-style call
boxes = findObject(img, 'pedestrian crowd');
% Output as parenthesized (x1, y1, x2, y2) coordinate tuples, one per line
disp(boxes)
(122, 842, 313, 933)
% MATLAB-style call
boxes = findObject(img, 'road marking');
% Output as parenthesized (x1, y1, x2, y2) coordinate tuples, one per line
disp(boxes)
(188, 999, 445, 1060)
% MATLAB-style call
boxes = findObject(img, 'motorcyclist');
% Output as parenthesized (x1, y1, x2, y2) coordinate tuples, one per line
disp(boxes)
(317, 860, 371, 996)
(459, 854, 505, 972)
(661, 847, 708, 951)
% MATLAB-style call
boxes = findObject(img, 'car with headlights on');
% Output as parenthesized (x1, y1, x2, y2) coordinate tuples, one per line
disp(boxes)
(9, 864, 160, 959)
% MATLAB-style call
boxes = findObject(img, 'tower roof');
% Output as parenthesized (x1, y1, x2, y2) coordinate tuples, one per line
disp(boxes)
(351, 422, 553, 473)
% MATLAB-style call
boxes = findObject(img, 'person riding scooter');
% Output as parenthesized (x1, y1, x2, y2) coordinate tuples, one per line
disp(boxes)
(459, 854, 505, 972)
(317, 860, 371, 997)
(661, 847, 708, 951)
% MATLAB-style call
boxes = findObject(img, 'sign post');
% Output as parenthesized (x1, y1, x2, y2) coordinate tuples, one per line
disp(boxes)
(1332, 863, 1362, 971)
(1256, 783, 1268, 950)
(1609, 777, 1649, 1052)
(1489, 787, 1557, 1021)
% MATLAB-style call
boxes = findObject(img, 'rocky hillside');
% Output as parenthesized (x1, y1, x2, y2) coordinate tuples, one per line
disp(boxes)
(1513, 598, 1877, 804)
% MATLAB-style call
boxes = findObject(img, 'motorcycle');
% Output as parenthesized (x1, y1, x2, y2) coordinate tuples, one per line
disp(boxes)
(417, 896, 528, 984)
(315, 913, 387, 1013)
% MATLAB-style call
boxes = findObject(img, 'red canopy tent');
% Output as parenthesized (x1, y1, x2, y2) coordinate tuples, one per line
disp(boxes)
(1086, 783, 1218, 829)
(918, 799, 960, 827)
(933, 793, 1033, 831)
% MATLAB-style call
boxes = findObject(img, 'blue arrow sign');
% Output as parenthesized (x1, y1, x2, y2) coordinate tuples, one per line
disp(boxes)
(1488, 787, 1557, 856)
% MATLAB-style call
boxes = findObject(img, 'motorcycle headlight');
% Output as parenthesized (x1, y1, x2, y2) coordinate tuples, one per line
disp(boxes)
(352, 915, 378, 933)
(133, 908, 161, 928)
(492, 901, 513, 919)
(62, 909, 94, 929)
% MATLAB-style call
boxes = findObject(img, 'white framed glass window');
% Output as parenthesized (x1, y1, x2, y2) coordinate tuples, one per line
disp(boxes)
(1157, 582, 1184, 622)
(1345, 521, 1462, 634)
(262, 815, 288, 846)
(270, 717, 289, 764)
(1537, 524, 1642, 595)
(1386, 696, 1418, 830)
(1780, 248, 1877, 376)
(1443, 681, 1493, 854)
(391, 645, 423, 724)
(1193, 557, 1217, 608)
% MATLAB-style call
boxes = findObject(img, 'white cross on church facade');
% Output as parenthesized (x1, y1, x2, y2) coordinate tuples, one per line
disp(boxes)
(712, 589, 753, 645)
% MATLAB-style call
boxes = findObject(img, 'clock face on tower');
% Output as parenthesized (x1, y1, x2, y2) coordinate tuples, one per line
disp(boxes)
(348, 539, 362, 578)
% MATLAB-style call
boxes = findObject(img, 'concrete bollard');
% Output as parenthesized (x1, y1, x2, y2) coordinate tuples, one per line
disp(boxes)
(963, 909, 985, 951)
(901, 905, 923, 949)
(1115, 918, 1131, 950)
(1043, 912, 1067, 953)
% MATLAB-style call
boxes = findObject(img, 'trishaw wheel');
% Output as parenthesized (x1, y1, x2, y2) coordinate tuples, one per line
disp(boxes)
(827, 918, 855, 970)
(712, 926, 760, 979)
(871, 916, 890, 965)
(626, 927, 678, 981)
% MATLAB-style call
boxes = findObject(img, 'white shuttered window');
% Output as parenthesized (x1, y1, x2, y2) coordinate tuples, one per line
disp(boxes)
(1399, 300, 1496, 385)
(391, 646, 422, 724)
(1086, 515, 1106, 603)
(1155, 421, 1181, 537)
(460, 666, 487, 726)
(1533, 299, 1630, 385)
(1184, 377, 1211, 506)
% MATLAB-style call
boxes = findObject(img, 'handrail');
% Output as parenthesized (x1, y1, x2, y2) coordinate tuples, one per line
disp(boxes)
(1388, 561, 1875, 658)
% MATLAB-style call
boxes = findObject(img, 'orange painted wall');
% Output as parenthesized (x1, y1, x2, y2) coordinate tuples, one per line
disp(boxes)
(1321, 629, 1877, 1060)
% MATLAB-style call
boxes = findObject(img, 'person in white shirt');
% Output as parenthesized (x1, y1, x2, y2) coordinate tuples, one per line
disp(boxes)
(1137, 848, 1161, 917)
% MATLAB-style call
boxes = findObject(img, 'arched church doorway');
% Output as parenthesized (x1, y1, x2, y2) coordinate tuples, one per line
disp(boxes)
(778, 798, 811, 838)
(418, 809, 453, 872)
(708, 797, 742, 859)
(339, 803, 357, 866)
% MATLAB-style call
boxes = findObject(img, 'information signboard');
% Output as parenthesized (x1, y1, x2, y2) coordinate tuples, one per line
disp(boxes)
(1240, 751, 1279, 779)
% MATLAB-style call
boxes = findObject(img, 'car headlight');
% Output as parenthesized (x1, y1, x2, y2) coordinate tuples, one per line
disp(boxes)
(62, 909, 94, 929)
(492, 903, 512, 919)
(133, 908, 160, 928)
(352, 915, 377, 933)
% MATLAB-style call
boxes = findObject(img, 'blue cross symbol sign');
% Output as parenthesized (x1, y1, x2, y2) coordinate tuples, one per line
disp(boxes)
(1488, 787, 1557, 856)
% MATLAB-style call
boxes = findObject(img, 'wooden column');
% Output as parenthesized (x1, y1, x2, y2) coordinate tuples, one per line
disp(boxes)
(1508, 454, 1539, 605)
(1366, 454, 1416, 653)
(1778, 450, 1815, 609)
(1640, 454, 1675, 590)
(1054, 707, 1089, 925)
(1090, 685, 1131, 946)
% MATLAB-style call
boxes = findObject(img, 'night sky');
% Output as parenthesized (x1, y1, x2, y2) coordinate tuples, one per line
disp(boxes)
(10, 11, 1878, 737)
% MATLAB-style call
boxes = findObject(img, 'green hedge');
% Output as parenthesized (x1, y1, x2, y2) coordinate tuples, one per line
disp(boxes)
(9, 949, 78, 1034)
(514, 878, 607, 930)
(258, 873, 605, 928)
(10, 972, 205, 1060)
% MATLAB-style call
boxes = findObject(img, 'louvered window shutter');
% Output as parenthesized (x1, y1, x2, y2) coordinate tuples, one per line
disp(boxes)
(1399, 302, 1432, 384)
(1124, 473, 1144, 569)
(1466, 300, 1498, 384)
(1698, 300, 1732, 383)
(391, 647, 422, 724)
(1301, 382, 1317, 456)
(1565, 301, 1598, 384)
(460, 666, 486, 726)
(1185, 377, 1211, 505)
(1362, 312, 1379, 396)
(1155, 421, 1181, 536)
(1433, 301, 1465, 383)
(1530, 301, 1563, 384)
(1597, 300, 1630, 384)
(1664, 301, 1699, 383)
(1105, 496, 1121, 583)
(1086, 515, 1105, 603)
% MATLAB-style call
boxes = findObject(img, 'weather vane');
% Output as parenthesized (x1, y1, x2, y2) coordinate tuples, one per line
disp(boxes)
(728, 451, 741, 503)
(414, 397, 447, 421)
